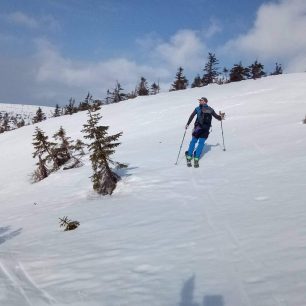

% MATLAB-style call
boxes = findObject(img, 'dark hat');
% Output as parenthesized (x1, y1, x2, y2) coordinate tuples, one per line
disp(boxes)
(198, 97, 208, 102)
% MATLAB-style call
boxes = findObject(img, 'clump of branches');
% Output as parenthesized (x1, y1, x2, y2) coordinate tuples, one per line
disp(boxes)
(59, 216, 80, 231)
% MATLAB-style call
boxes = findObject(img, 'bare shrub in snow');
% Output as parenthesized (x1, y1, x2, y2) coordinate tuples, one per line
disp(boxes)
(59, 216, 80, 231)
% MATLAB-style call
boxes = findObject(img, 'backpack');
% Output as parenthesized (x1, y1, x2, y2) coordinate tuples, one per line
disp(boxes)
(195, 105, 212, 129)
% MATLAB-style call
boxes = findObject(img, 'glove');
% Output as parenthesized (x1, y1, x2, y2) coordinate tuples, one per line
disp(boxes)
(219, 111, 226, 120)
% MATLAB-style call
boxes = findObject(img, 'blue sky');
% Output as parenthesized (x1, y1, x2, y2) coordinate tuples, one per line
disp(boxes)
(0, 0, 306, 106)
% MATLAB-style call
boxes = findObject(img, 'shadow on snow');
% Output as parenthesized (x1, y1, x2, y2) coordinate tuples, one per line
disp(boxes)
(0, 226, 22, 245)
(178, 275, 225, 306)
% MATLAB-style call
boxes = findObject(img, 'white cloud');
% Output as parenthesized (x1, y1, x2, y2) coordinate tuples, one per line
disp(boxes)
(203, 18, 222, 39)
(4, 11, 60, 32)
(221, 0, 306, 72)
(0, 28, 211, 105)
(7, 11, 39, 29)
(154, 29, 208, 70)
(35, 40, 169, 91)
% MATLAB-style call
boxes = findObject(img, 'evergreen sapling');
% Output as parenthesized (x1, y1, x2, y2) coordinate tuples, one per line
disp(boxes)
(82, 107, 126, 195)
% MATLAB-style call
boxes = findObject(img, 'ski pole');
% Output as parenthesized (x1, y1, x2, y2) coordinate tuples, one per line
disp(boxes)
(175, 129, 187, 165)
(220, 119, 226, 151)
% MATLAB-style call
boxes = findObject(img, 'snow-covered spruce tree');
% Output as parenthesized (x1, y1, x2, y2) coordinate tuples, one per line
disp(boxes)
(54, 126, 85, 170)
(271, 62, 283, 75)
(150, 82, 160, 95)
(0, 112, 10, 133)
(32, 126, 67, 174)
(191, 74, 203, 88)
(65, 98, 78, 115)
(82, 107, 126, 195)
(53, 104, 62, 117)
(53, 126, 73, 167)
(32, 107, 46, 124)
(137, 77, 149, 96)
(170, 67, 189, 91)
(202, 52, 220, 86)
(105, 82, 125, 104)
(32, 127, 53, 181)
(229, 62, 250, 82)
(74, 139, 86, 156)
(78, 92, 92, 111)
(249, 60, 266, 79)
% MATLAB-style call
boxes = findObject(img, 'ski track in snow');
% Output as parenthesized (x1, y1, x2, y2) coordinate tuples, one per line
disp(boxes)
(0, 255, 56, 305)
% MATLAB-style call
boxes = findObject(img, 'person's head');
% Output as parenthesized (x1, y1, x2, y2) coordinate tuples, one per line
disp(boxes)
(198, 97, 208, 105)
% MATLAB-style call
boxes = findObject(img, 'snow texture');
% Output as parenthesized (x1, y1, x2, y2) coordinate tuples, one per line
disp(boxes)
(1, 73, 306, 306)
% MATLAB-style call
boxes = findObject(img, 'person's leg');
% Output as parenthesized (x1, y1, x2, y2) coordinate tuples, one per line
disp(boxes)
(194, 137, 206, 159)
(187, 137, 198, 158)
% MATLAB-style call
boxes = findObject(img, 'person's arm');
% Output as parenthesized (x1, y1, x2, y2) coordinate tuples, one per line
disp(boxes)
(185, 110, 197, 128)
(211, 109, 225, 121)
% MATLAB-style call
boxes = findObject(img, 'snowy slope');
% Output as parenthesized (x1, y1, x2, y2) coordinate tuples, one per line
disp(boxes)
(0, 103, 55, 126)
(1, 73, 306, 306)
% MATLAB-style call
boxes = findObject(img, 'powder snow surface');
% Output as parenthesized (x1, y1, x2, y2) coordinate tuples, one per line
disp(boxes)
(1, 74, 306, 306)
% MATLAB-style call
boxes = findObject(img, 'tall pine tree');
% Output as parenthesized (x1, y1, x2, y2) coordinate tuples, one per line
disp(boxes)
(82, 108, 126, 195)
(202, 53, 220, 86)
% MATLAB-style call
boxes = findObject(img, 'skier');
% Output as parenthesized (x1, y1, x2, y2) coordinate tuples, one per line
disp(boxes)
(185, 97, 225, 167)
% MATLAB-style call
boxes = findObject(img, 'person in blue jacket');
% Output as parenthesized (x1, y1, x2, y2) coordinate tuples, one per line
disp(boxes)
(185, 97, 225, 165)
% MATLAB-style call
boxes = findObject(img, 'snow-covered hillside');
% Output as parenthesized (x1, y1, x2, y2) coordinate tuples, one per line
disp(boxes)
(1, 74, 306, 306)
(0, 103, 54, 128)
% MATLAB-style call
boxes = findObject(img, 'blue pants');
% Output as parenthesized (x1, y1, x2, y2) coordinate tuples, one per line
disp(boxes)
(187, 137, 206, 158)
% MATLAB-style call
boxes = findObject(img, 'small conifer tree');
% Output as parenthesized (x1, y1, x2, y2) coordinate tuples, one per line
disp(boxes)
(82, 108, 126, 195)
(170, 67, 189, 91)
(271, 62, 283, 75)
(150, 82, 160, 95)
(59, 216, 80, 231)
(53, 104, 62, 117)
(32, 127, 53, 181)
(137, 77, 149, 96)
(249, 60, 266, 79)
(0, 113, 10, 133)
(191, 74, 203, 88)
(112, 81, 126, 103)
(32, 107, 46, 124)
(78, 92, 92, 111)
(65, 98, 77, 115)
(74, 139, 86, 156)
(53, 126, 73, 167)
(229, 62, 250, 82)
